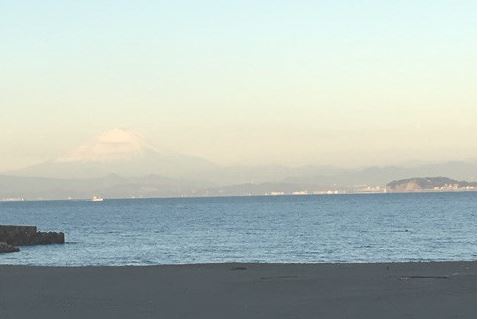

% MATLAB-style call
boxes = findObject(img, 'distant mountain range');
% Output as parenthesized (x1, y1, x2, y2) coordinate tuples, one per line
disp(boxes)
(7, 129, 218, 182)
(0, 129, 476, 200)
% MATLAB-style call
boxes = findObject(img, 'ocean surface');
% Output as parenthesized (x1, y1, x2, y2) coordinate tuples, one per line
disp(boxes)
(0, 192, 476, 266)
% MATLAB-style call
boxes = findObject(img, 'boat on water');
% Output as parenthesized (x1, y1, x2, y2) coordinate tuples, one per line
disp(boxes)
(91, 196, 104, 202)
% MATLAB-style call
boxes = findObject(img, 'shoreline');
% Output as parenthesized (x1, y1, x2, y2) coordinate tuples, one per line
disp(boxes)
(1, 259, 477, 267)
(0, 261, 475, 319)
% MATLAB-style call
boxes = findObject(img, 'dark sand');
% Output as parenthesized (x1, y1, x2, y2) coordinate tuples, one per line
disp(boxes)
(0, 261, 475, 319)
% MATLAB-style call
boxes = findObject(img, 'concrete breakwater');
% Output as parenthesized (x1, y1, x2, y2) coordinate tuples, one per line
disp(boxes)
(0, 225, 64, 253)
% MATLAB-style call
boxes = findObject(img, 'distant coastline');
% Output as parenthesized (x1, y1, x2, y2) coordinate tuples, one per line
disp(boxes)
(2, 151, 475, 201)
(0, 187, 475, 202)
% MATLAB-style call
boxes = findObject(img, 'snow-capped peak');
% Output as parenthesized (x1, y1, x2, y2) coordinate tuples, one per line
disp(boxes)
(55, 129, 156, 162)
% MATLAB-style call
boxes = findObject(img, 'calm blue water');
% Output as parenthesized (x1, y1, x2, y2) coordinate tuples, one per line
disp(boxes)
(0, 192, 476, 266)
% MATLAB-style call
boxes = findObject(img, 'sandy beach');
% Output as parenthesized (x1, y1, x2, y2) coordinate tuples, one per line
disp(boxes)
(0, 261, 475, 319)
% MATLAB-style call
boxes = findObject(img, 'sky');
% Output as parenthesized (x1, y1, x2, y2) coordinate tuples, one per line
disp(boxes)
(0, 0, 476, 171)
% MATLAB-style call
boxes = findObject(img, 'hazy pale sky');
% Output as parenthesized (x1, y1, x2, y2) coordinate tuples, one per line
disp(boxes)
(1, 0, 476, 170)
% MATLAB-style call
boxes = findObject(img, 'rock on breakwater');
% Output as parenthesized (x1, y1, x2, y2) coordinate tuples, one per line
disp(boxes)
(0, 242, 19, 253)
(0, 225, 64, 253)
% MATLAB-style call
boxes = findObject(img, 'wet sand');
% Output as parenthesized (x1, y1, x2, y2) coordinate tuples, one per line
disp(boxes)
(0, 261, 475, 319)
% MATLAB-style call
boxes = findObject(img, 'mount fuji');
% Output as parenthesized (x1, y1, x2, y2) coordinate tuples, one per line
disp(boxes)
(7, 129, 219, 181)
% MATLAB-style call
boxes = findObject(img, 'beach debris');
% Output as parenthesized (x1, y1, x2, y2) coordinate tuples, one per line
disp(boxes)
(231, 266, 248, 271)
(400, 275, 449, 280)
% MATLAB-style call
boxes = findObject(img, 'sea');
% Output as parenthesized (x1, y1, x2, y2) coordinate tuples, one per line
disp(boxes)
(0, 192, 476, 266)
